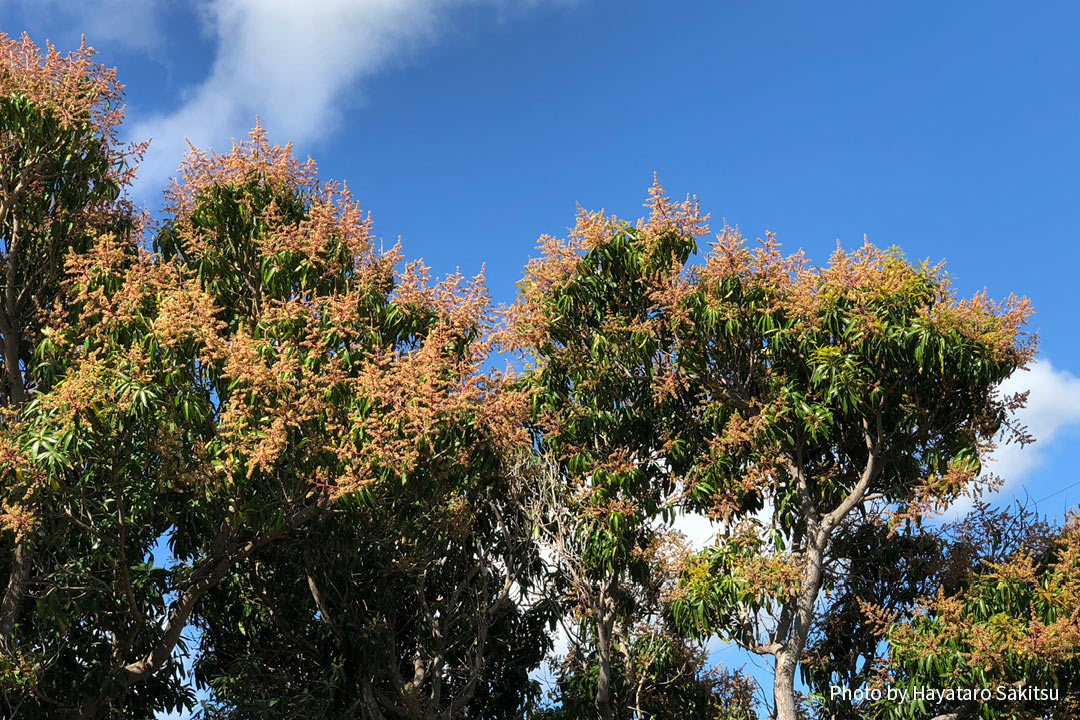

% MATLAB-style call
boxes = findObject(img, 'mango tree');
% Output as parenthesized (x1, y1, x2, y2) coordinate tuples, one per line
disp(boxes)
(671, 232, 1034, 720)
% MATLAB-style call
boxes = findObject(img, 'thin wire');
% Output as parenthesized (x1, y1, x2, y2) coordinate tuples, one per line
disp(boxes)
(1033, 478, 1080, 506)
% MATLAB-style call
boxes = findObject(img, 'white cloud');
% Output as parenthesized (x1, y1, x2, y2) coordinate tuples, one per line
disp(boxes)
(126, 0, 566, 193)
(986, 357, 1080, 491)
(673, 509, 720, 550)
(941, 357, 1080, 521)
(6, 0, 167, 53)
(672, 496, 775, 551)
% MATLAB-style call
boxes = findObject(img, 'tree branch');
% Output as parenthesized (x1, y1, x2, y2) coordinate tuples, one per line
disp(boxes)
(121, 495, 328, 684)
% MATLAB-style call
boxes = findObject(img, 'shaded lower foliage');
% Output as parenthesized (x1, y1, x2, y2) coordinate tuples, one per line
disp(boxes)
(192, 446, 559, 720)
(876, 509, 1080, 720)
(535, 628, 757, 720)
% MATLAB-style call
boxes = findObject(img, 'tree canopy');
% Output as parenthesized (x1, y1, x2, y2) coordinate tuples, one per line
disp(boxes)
(0, 31, 1076, 720)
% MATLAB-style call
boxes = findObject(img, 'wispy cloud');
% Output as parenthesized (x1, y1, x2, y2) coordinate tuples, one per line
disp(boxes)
(125, 0, 567, 194)
(940, 357, 1080, 521)
(5, 0, 168, 53)
(987, 356, 1080, 492)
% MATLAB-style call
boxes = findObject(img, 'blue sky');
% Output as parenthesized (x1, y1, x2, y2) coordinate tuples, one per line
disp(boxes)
(4, 0, 1080, 712)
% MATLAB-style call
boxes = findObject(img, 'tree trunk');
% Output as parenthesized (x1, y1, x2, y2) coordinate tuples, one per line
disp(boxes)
(0, 540, 29, 645)
(0, 322, 27, 647)
(594, 588, 615, 720)
(2, 325, 23, 406)
(774, 646, 806, 720)
(774, 529, 829, 720)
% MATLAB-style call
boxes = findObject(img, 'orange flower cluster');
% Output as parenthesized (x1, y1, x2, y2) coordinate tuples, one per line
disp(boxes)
(0, 32, 121, 131)
(38, 125, 520, 514)
(889, 516, 1080, 683)
(509, 178, 710, 356)
(0, 31, 144, 187)
(0, 424, 41, 540)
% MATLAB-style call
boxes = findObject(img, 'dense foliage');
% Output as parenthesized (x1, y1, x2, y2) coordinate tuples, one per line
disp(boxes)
(0, 31, 1076, 720)
(879, 509, 1080, 720)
